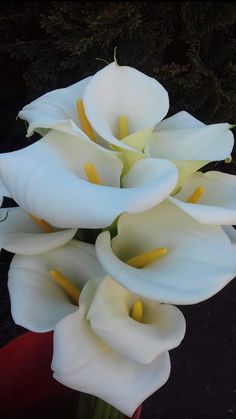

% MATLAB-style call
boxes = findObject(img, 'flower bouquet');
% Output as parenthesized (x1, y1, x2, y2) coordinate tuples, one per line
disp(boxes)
(0, 58, 235, 418)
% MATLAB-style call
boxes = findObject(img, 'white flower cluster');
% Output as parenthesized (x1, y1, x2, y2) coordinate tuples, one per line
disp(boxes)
(0, 62, 235, 417)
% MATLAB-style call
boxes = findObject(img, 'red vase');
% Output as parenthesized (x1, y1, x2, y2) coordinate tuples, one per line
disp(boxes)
(0, 332, 142, 419)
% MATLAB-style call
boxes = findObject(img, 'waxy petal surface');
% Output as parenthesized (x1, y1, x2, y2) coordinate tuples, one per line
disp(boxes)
(96, 201, 236, 304)
(0, 179, 10, 205)
(169, 171, 236, 224)
(83, 62, 169, 150)
(8, 240, 105, 332)
(0, 130, 177, 228)
(0, 207, 76, 254)
(52, 279, 171, 416)
(223, 225, 236, 249)
(19, 77, 91, 137)
(145, 111, 234, 185)
(87, 276, 186, 364)
(146, 111, 233, 161)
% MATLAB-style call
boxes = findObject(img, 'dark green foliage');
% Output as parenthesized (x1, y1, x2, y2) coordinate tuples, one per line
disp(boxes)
(0, 1, 236, 160)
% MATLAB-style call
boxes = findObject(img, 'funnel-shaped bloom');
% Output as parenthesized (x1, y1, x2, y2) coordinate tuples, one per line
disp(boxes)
(83, 62, 169, 150)
(8, 240, 105, 332)
(0, 129, 177, 229)
(145, 111, 234, 185)
(19, 62, 169, 152)
(18, 77, 91, 138)
(168, 171, 236, 225)
(52, 276, 185, 416)
(96, 201, 236, 304)
(0, 207, 76, 255)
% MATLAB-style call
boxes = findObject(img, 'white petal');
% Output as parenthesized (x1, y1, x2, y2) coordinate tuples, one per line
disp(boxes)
(171, 160, 208, 190)
(153, 110, 205, 131)
(8, 240, 105, 332)
(83, 62, 169, 150)
(223, 225, 236, 249)
(120, 157, 177, 212)
(52, 279, 171, 417)
(18, 77, 91, 137)
(122, 157, 176, 187)
(95, 201, 236, 304)
(87, 275, 186, 364)
(146, 112, 233, 161)
(0, 131, 177, 229)
(0, 179, 10, 204)
(0, 130, 121, 228)
(0, 207, 76, 254)
(169, 171, 236, 224)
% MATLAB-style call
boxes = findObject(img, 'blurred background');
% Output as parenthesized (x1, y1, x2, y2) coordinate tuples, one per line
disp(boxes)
(0, 2, 236, 418)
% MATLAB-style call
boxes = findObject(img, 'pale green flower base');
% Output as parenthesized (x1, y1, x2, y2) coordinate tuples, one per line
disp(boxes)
(76, 393, 124, 419)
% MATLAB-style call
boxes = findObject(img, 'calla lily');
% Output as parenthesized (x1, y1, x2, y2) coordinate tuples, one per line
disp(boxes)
(18, 77, 91, 138)
(168, 171, 236, 225)
(87, 275, 186, 364)
(145, 111, 234, 186)
(0, 129, 178, 229)
(0, 206, 76, 255)
(19, 62, 169, 152)
(95, 200, 236, 304)
(83, 62, 169, 150)
(52, 275, 185, 416)
(8, 240, 105, 332)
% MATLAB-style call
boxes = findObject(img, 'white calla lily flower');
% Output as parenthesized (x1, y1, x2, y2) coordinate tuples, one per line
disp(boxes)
(0, 129, 178, 229)
(8, 240, 105, 332)
(83, 62, 169, 150)
(18, 62, 169, 153)
(169, 171, 236, 224)
(145, 111, 234, 185)
(96, 201, 236, 304)
(0, 207, 76, 255)
(87, 275, 186, 364)
(52, 276, 185, 416)
(19, 77, 91, 138)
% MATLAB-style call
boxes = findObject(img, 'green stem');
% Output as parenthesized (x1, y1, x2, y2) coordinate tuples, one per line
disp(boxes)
(75, 393, 124, 419)
(75, 393, 95, 418)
